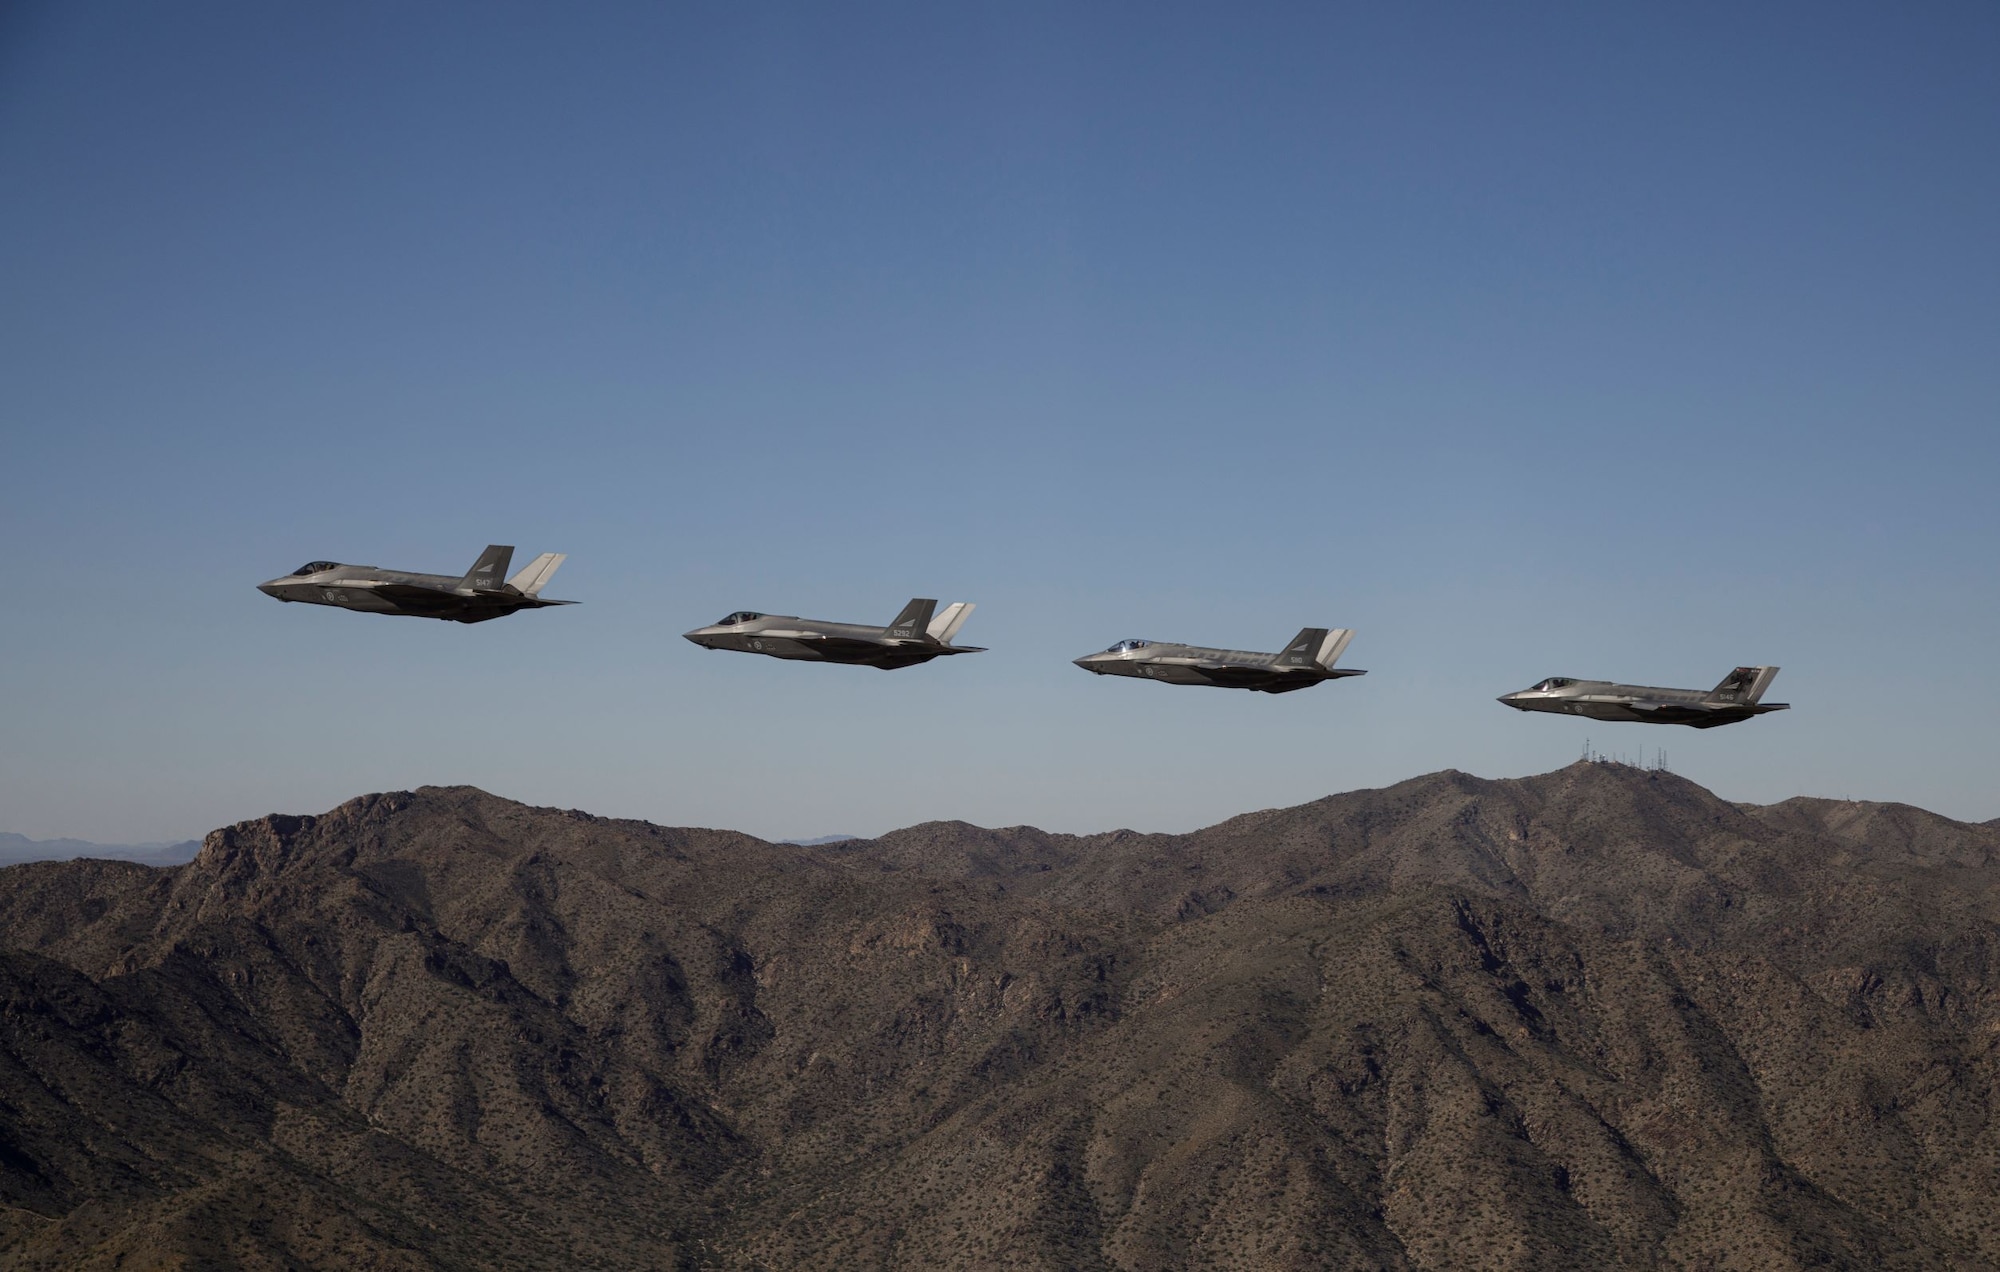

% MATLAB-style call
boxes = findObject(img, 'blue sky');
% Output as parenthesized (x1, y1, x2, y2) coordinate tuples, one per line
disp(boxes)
(4, 2, 1997, 842)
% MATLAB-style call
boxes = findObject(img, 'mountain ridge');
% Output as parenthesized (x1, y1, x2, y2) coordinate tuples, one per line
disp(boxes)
(0, 832, 200, 867)
(2, 763, 1997, 1269)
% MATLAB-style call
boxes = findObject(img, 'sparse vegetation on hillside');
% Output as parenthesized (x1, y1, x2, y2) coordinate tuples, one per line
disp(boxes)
(1, 762, 1997, 1269)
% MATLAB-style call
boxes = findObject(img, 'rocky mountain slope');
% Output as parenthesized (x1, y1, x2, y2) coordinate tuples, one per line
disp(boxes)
(2, 763, 1997, 1270)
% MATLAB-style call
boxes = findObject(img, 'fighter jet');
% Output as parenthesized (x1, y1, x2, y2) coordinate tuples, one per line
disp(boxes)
(1498, 666, 1789, 728)
(683, 598, 983, 670)
(1072, 627, 1365, 694)
(257, 545, 573, 624)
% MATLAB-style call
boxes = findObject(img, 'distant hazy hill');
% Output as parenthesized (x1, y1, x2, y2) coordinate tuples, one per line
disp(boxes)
(2, 764, 1997, 1268)
(779, 833, 859, 846)
(0, 832, 198, 867)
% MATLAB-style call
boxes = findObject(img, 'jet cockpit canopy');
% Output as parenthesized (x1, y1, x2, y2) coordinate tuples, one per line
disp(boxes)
(719, 611, 764, 626)
(1532, 677, 1576, 691)
(1107, 639, 1150, 653)
(292, 561, 341, 576)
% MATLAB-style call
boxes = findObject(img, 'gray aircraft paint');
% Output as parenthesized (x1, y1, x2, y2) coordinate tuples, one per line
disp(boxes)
(683, 599, 983, 670)
(257, 545, 574, 624)
(1498, 666, 1789, 728)
(1072, 626, 1365, 694)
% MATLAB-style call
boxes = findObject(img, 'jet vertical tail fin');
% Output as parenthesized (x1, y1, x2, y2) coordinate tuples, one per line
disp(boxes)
(926, 601, 975, 645)
(507, 552, 567, 596)
(885, 598, 937, 641)
(1314, 628, 1356, 669)
(1276, 627, 1332, 669)
(459, 545, 514, 592)
(1708, 666, 1780, 704)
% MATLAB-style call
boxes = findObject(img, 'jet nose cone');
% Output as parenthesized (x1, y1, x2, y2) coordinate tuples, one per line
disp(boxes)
(257, 580, 285, 598)
(683, 630, 709, 645)
(1498, 693, 1527, 709)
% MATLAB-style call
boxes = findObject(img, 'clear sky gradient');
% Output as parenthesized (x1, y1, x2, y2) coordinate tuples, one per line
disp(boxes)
(4, 2, 1997, 842)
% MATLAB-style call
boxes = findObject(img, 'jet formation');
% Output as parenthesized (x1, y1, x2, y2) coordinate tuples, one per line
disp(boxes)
(257, 545, 572, 624)
(1073, 627, 1364, 694)
(683, 598, 983, 670)
(1499, 667, 1788, 729)
(257, 550, 1791, 728)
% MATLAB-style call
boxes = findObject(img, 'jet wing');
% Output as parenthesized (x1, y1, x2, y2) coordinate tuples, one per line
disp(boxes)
(871, 652, 943, 669)
(780, 631, 951, 653)
(348, 581, 453, 594)
(360, 582, 467, 611)
(1624, 702, 1724, 723)
(1181, 664, 1313, 690)
(795, 635, 905, 658)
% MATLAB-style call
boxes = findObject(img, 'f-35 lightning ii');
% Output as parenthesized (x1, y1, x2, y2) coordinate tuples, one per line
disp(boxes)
(257, 545, 573, 624)
(1072, 627, 1365, 694)
(683, 598, 983, 670)
(1498, 666, 1789, 728)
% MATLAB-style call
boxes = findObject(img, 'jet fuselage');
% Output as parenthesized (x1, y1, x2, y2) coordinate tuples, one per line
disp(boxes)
(1073, 628, 1364, 694)
(257, 547, 572, 624)
(1498, 667, 1788, 728)
(683, 600, 982, 670)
